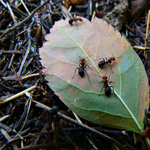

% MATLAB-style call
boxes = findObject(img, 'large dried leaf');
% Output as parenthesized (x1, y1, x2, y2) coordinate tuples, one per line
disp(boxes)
(40, 17, 149, 134)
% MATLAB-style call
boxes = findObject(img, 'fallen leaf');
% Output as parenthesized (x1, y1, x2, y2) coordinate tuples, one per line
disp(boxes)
(40, 17, 149, 134)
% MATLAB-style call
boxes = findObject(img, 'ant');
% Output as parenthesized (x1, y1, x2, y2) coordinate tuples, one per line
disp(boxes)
(72, 58, 91, 83)
(100, 76, 114, 97)
(38, 71, 47, 85)
(98, 57, 115, 72)
(69, 17, 83, 26)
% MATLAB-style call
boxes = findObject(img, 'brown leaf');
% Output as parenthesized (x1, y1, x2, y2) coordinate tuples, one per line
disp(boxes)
(40, 17, 149, 133)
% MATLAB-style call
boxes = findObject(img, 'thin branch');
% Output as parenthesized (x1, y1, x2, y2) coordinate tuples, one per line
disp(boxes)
(12, 64, 23, 86)
(0, 85, 37, 105)
(0, 50, 25, 54)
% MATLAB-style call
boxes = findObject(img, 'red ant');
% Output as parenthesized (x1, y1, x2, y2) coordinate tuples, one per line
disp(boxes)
(72, 58, 91, 83)
(38, 71, 46, 85)
(69, 17, 83, 26)
(100, 76, 114, 97)
(39, 71, 44, 77)
(98, 57, 115, 72)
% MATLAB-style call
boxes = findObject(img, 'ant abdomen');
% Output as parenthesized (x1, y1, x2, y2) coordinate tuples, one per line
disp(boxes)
(105, 86, 111, 97)
(98, 60, 105, 68)
(79, 67, 85, 77)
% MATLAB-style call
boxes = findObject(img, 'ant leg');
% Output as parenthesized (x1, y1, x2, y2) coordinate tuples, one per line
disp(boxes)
(75, 22, 78, 29)
(94, 57, 105, 62)
(84, 69, 91, 85)
(108, 64, 114, 73)
(85, 64, 93, 70)
(98, 85, 104, 96)
(72, 67, 79, 79)
(77, 54, 82, 59)
(108, 80, 114, 85)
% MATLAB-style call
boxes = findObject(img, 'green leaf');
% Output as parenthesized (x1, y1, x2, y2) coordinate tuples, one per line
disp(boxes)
(40, 17, 149, 134)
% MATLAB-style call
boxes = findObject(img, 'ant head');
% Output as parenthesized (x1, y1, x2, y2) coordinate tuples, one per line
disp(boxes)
(42, 66, 46, 69)
(39, 71, 43, 77)
(80, 58, 85, 62)
(69, 19, 73, 25)
(102, 76, 107, 80)
(111, 57, 115, 61)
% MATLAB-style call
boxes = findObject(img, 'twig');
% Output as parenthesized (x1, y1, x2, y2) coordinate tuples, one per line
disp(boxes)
(60, 5, 72, 18)
(125, 25, 135, 34)
(0, 50, 25, 54)
(0, 0, 6, 7)
(12, 64, 23, 86)
(9, 3, 28, 17)
(0, 115, 10, 122)
(1, 129, 19, 150)
(16, 30, 27, 37)
(6, 2, 18, 25)
(19, 143, 55, 150)
(0, 82, 19, 93)
(15, 97, 32, 134)
(21, 58, 34, 75)
(2, 73, 40, 81)
(145, 10, 150, 56)
(1, 133, 37, 150)
(133, 46, 150, 50)
(1, 61, 9, 73)
(20, 0, 31, 15)
(89, 0, 93, 21)
(0, 85, 37, 105)
(8, 44, 18, 69)
(0, 123, 12, 132)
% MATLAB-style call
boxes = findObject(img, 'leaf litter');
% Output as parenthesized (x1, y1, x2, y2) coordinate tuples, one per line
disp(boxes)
(40, 17, 149, 134)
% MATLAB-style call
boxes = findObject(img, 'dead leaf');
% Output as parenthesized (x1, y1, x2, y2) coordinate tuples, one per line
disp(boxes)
(40, 17, 149, 133)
